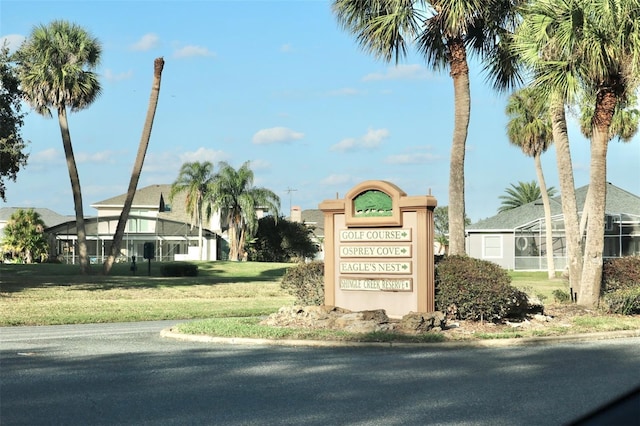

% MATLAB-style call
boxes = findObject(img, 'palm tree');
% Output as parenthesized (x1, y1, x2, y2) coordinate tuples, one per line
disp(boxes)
(103, 57, 165, 274)
(209, 161, 280, 261)
(169, 161, 216, 261)
(332, 0, 523, 255)
(514, 1, 585, 297)
(505, 86, 556, 278)
(1, 209, 49, 264)
(15, 20, 101, 274)
(515, 0, 640, 306)
(577, 94, 639, 238)
(498, 181, 556, 213)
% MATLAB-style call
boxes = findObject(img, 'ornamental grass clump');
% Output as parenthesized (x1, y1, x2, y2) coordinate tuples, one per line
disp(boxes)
(435, 255, 524, 321)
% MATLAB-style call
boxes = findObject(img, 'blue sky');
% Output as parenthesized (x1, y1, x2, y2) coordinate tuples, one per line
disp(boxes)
(2, 0, 639, 223)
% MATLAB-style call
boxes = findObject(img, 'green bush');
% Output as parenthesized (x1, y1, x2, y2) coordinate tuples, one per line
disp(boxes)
(552, 289, 571, 304)
(280, 261, 324, 305)
(435, 255, 522, 321)
(602, 256, 640, 293)
(160, 263, 199, 277)
(601, 287, 640, 315)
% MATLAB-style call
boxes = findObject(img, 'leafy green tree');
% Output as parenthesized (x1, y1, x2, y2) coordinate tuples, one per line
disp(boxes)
(506, 86, 557, 278)
(2, 209, 48, 263)
(15, 20, 102, 274)
(515, 0, 640, 306)
(498, 181, 556, 213)
(332, 0, 523, 256)
(169, 161, 216, 261)
(0, 45, 29, 201)
(433, 206, 470, 252)
(248, 216, 319, 262)
(209, 161, 280, 261)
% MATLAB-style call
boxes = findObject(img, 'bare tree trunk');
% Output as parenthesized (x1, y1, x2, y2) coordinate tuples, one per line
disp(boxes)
(58, 107, 91, 274)
(103, 57, 164, 274)
(534, 152, 556, 279)
(447, 39, 470, 256)
(549, 97, 582, 296)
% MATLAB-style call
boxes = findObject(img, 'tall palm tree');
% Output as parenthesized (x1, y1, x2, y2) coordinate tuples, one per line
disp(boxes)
(103, 57, 165, 274)
(505, 86, 556, 278)
(332, 0, 523, 255)
(209, 161, 280, 261)
(15, 20, 101, 274)
(515, 0, 640, 306)
(169, 161, 216, 261)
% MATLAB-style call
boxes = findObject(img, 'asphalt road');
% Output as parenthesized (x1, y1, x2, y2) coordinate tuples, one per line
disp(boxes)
(1, 321, 639, 426)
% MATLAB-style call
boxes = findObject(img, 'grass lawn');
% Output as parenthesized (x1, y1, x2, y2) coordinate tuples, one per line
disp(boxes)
(508, 271, 569, 303)
(0, 261, 295, 326)
(2, 262, 638, 342)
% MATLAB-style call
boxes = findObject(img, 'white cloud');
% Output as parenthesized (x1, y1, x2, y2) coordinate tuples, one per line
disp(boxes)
(385, 153, 439, 164)
(0, 34, 25, 52)
(130, 33, 159, 51)
(330, 128, 389, 152)
(173, 45, 216, 59)
(103, 69, 133, 82)
(280, 43, 293, 53)
(252, 127, 304, 145)
(248, 159, 271, 171)
(32, 148, 61, 164)
(179, 147, 229, 164)
(321, 174, 353, 186)
(76, 151, 117, 164)
(363, 64, 432, 81)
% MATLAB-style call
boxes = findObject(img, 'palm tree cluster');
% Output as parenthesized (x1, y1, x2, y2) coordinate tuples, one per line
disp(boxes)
(169, 161, 280, 261)
(334, 0, 640, 307)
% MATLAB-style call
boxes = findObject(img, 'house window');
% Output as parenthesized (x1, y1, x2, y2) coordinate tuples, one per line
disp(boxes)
(483, 235, 502, 258)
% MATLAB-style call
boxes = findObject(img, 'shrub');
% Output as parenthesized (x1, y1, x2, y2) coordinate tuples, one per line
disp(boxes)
(160, 262, 199, 277)
(602, 256, 640, 293)
(601, 287, 640, 315)
(435, 255, 522, 321)
(280, 261, 324, 305)
(552, 289, 571, 304)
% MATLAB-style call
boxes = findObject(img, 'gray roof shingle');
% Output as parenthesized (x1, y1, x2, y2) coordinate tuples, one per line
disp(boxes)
(468, 183, 640, 231)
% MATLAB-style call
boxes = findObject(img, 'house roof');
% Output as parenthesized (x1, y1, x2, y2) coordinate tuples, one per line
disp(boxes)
(467, 183, 640, 232)
(0, 207, 74, 228)
(91, 184, 193, 225)
(301, 209, 325, 238)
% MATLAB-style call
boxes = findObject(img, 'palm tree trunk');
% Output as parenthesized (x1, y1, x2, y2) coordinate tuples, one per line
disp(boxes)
(103, 57, 165, 274)
(534, 153, 556, 279)
(58, 106, 91, 274)
(198, 213, 204, 261)
(549, 97, 582, 295)
(579, 90, 615, 307)
(447, 39, 470, 256)
(580, 133, 608, 306)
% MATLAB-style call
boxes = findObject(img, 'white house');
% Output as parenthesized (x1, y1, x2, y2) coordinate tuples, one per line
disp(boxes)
(43, 184, 226, 263)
